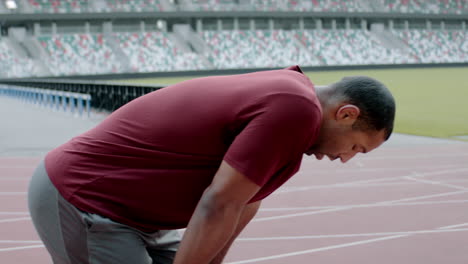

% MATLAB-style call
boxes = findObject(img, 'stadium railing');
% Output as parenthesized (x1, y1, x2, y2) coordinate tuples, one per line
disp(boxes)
(0, 84, 91, 118)
(0, 79, 165, 113)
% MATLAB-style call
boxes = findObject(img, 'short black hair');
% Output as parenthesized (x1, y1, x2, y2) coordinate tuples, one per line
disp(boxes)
(331, 76, 396, 140)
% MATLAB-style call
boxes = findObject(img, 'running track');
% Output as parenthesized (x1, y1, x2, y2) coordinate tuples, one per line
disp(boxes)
(2, 141, 468, 263)
(1, 97, 468, 263)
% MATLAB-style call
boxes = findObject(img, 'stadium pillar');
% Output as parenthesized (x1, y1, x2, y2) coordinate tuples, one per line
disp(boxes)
(103, 22, 112, 35)
(299, 18, 304, 31)
(345, 18, 350, 30)
(85, 21, 90, 34)
(268, 19, 274, 30)
(52, 22, 57, 36)
(217, 19, 222, 31)
(33, 23, 40, 36)
(404, 20, 409, 30)
(331, 19, 336, 30)
(315, 19, 322, 30)
(234, 18, 239, 31)
(462, 21, 466, 31)
(440, 21, 445, 30)
(361, 19, 367, 30)
(140, 21, 146, 32)
(426, 20, 431, 30)
(250, 19, 255, 30)
(196, 19, 203, 32)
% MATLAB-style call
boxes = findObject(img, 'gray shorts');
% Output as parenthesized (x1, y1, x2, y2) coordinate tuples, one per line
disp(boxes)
(28, 160, 181, 264)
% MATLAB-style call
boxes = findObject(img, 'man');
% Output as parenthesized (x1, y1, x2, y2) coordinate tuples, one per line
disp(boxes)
(28, 65, 395, 264)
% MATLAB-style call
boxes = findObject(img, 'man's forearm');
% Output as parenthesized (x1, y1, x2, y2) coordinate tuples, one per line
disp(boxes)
(210, 201, 261, 264)
(173, 192, 244, 264)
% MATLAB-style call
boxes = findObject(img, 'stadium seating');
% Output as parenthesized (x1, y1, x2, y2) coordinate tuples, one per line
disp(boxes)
(179, 0, 371, 12)
(27, 0, 88, 13)
(201, 30, 318, 68)
(22, 0, 467, 13)
(392, 29, 468, 63)
(95, 0, 165, 12)
(201, 29, 420, 68)
(380, 0, 468, 14)
(26, 0, 165, 13)
(285, 0, 371, 12)
(0, 40, 39, 78)
(178, 0, 239, 11)
(298, 29, 419, 65)
(38, 34, 124, 75)
(115, 31, 203, 72)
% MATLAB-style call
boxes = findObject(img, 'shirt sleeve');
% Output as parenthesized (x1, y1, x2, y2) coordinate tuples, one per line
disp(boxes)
(224, 93, 321, 187)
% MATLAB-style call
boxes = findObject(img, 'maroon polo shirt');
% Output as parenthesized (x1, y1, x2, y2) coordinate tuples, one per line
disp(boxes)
(45, 65, 322, 232)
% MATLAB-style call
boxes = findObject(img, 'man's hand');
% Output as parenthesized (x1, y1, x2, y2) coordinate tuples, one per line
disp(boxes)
(173, 161, 261, 264)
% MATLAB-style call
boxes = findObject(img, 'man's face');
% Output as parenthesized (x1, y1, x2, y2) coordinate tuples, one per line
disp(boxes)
(306, 126, 386, 163)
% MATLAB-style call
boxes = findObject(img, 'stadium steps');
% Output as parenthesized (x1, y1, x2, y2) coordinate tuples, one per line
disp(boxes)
(158, 0, 176, 11)
(370, 26, 410, 53)
(366, 0, 386, 12)
(21, 36, 52, 76)
(3, 37, 29, 59)
(291, 36, 321, 66)
(104, 34, 132, 72)
(172, 25, 214, 69)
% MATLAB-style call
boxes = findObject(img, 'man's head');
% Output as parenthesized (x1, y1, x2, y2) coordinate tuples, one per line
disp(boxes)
(307, 76, 396, 163)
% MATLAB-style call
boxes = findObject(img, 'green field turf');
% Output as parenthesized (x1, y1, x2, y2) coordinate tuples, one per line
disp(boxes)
(122, 67, 468, 140)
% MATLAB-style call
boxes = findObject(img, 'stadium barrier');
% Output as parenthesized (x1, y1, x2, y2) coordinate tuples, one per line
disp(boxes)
(0, 84, 92, 118)
(0, 80, 165, 113)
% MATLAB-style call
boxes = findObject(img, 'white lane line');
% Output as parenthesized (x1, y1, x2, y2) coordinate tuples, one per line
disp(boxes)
(260, 199, 468, 212)
(0, 212, 29, 216)
(0, 240, 42, 244)
(276, 167, 468, 195)
(375, 190, 468, 205)
(0, 192, 27, 196)
(237, 228, 468, 241)
(276, 177, 403, 194)
(0, 217, 31, 223)
(0, 245, 44, 252)
(229, 221, 468, 263)
(361, 152, 468, 160)
(254, 190, 468, 222)
(300, 163, 462, 174)
(405, 175, 468, 191)
(226, 235, 407, 264)
(253, 207, 348, 222)
(438, 223, 468, 230)
(0, 165, 36, 169)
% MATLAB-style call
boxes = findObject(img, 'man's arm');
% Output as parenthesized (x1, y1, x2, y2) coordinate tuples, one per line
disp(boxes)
(173, 161, 261, 264)
(210, 200, 261, 264)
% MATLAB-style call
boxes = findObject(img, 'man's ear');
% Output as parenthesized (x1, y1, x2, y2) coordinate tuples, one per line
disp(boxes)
(335, 104, 360, 125)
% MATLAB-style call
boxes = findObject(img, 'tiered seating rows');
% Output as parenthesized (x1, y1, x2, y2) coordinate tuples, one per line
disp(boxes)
(95, 0, 165, 12)
(392, 29, 468, 62)
(115, 32, 203, 72)
(23, 0, 467, 13)
(202, 30, 317, 68)
(380, 0, 468, 14)
(0, 40, 39, 78)
(38, 34, 124, 75)
(27, 0, 88, 13)
(26, 0, 165, 13)
(2, 29, 467, 77)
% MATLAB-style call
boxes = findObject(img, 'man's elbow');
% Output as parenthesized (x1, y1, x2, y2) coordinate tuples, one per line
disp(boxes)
(198, 187, 245, 218)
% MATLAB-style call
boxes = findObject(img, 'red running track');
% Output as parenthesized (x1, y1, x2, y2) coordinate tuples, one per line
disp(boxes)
(1, 142, 468, 263)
